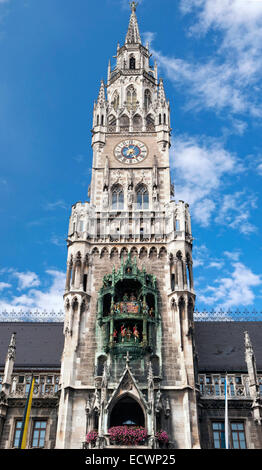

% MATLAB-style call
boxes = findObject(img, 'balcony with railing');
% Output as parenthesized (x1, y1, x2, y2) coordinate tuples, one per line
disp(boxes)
(7, 373, 60, 398)
(198, 374, 258, 399)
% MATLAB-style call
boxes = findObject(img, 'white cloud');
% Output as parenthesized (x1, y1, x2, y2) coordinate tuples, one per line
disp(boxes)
(0, 281, 11, 291)
(257, 162, 262, 175)
(0, 269, 65, 318)
(207, 261, 225, 270)
(171, 135, 246, 227)
(223, 250, 241, 261)
(11, 270, 65, 312)
(150, 0, 262, 118)
(12, 271, 40, 290)
(215, 191, 257, 234)
(198, 261, 262, 308)
(43, 200, 68, 211)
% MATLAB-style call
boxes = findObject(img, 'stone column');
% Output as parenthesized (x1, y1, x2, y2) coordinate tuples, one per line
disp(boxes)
(245, 331, 262, 424)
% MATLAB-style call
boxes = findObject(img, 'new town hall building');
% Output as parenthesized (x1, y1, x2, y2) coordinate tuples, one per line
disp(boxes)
(0, 4, 262, 450)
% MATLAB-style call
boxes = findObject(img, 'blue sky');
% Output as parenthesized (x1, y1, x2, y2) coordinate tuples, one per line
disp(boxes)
(0, 0, 262, 319)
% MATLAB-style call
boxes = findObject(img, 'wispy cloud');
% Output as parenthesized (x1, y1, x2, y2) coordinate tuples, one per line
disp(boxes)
(0, 269, 65, 315)
(12, 270, 40, 290)
(171, 134, 248, 229)
(0, 281, 11, 291)
(43, 200, 68, 211)
(215, 191, 257, 234)
(198, 261, 262, 309)
(147, 0, 262, 119)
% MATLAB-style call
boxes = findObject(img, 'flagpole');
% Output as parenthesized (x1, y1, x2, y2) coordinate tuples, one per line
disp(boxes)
(18, 374, 35, 449)
(224, 372, 229, 449)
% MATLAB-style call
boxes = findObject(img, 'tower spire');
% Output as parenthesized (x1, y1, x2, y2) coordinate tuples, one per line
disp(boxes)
(125, 2, 141, 45)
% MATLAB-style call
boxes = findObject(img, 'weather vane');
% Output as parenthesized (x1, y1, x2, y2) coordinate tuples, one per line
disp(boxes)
(130, 1, 138, 13)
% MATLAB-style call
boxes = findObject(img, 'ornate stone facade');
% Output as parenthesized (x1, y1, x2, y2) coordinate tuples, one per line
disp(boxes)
(55, 3, 199, 449)
(0, 4, 262, 451)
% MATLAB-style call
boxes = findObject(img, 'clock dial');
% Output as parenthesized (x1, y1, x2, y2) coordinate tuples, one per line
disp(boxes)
(114, 140, 148, 165)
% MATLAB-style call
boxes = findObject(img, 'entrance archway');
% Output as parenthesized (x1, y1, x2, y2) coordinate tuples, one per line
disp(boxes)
(109, 396, 145, 427)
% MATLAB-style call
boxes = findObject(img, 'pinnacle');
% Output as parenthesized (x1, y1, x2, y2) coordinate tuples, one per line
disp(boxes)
(97, 80, 106, 105)
(125, 2, 141, 45)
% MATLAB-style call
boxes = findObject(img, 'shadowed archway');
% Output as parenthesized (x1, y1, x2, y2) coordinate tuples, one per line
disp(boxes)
(109, 395, 145, 427)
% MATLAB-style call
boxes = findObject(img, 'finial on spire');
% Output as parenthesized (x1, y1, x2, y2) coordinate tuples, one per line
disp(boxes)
(126, 1, 141, 44)
(130, 1, 138, 13)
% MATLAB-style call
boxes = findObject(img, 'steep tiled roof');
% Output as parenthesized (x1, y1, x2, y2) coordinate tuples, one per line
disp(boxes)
(0, 321, 262, 372)
(0, 322, 64, 368)
(194, 321, 262, 372)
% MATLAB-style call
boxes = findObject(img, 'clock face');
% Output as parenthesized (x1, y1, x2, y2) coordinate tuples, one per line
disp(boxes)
(114, 140, 148, 165)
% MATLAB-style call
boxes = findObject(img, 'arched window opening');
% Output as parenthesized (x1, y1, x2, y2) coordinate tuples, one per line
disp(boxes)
(119, 114, 130, 131)
(112, 184, 124, 210)
(171, 273, 175, 291)
(101, 115, 104, 126)
(83, 274, 88, 292)
(146, 114, 155, 131)
(133, 114, 142, 131)
(79, 219, 84, 232)
(108, 114, 116, 131)
(163, 114, 166, 124)
(97, 115, 99, 126)
(129, 56, 136, 70)
(126, 86, 137, 111)
(144, 90, 151, 112)
(96, 355, 107, 376)
(109, 396, 145, 427)
(136, 184, 149, 210)
(159, 114, 162, 125)
(151, 356, 160, 376)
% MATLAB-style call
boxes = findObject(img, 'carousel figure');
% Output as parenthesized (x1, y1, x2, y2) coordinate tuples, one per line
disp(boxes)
(126, 326, 132, 341)
(120, 324, 126, 342)
(130, 292, 136, 301)
(142, 299, 149, 315)
(123, 293, 129, 302)
(133, 324, 139, 342)
(149, 307, 154, 317)
(113, 328, 118, 342)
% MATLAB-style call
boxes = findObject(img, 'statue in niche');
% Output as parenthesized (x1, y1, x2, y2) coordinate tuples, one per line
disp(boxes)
(149, 307, 154, 317)
(133, 325, 139, 342)
(127, 189, 133, 208)
(102, 190, 109, 209)
(123, 293, 129, 302)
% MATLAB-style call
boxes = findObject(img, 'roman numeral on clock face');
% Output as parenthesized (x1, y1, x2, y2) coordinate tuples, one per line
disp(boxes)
(114, 140, 148, 165)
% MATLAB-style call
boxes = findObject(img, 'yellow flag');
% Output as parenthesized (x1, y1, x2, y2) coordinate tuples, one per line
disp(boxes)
(19, 376, 35, 449)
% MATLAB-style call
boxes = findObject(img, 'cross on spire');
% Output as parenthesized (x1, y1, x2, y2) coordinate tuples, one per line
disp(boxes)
(124, 351, 132, 366)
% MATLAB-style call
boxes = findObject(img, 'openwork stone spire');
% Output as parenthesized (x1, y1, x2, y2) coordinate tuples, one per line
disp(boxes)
(97, 80, 106, 106)
(125, 2, 141, 44)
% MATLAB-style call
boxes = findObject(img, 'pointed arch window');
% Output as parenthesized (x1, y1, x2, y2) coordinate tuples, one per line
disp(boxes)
(112, 184, 124, 210)
(130, 56, 136, 70)
(136, 184, 149, 210)
(127, 86, 137, 111)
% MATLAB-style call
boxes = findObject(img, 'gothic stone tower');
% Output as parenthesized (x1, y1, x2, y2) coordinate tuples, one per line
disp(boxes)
(56, 3, 200, 449)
